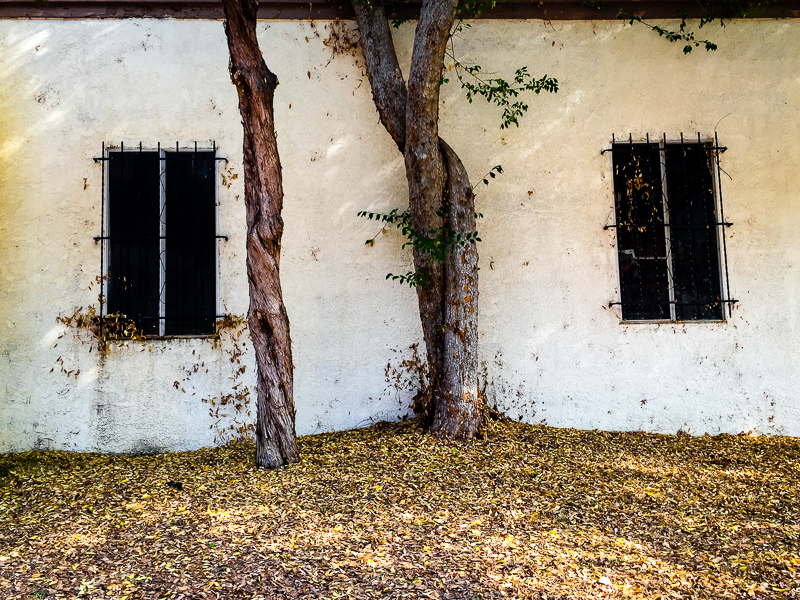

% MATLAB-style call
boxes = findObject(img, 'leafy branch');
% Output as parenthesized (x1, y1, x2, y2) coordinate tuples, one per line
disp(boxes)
(476, 164, 503, 189)
(358, 204, 485, 287)
(619, 12, 718, 54)
(444, 25, 558, 129)
(618, 0, 774, 54)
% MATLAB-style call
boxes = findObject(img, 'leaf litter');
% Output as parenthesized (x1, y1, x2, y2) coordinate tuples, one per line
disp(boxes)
(1, 419, 798, 599)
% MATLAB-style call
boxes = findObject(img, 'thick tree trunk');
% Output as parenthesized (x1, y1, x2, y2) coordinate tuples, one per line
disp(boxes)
(351, 0, 484, 437)
(403, 0, 459, 422)
(351, 0, 445, 423)
(435, 141, 480, 438)
(223, 0, 299, 467)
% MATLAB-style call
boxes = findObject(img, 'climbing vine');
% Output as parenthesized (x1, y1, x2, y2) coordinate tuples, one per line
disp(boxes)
(202, 315, 255, 443)
(55, 306, 146, 358)
(54, 302, 254, 444)
(613, 0, 774, 54)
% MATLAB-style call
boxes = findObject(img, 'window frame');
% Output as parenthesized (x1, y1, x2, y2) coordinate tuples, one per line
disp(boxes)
(607, 134, 733, 324)
(98, 142, 223, 339)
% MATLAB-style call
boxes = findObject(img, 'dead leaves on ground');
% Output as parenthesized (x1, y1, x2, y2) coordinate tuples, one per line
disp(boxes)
(1, 420, 799, 599)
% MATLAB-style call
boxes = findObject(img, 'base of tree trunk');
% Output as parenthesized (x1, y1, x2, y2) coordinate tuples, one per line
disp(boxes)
(223, 0, 299, 468)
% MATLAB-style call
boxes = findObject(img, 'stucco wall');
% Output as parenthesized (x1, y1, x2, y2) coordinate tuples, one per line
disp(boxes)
(0, 18, 798, 452)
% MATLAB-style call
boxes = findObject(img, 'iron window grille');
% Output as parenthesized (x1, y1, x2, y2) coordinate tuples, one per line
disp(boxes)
(603, 133, 736, 322)
(93, 142, 228, 337)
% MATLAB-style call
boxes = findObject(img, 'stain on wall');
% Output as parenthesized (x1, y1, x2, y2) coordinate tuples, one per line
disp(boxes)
(0, 19, 798, 452)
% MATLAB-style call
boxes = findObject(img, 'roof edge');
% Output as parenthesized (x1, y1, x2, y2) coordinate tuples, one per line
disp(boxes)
(0, 0, 798, 20)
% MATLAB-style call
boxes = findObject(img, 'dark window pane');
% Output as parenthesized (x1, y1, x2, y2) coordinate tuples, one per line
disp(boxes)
(165, 152, 216, 335)
(107, 152, 161, 335)
(612, 143, 670, 320)
(665, 144, 722, 320)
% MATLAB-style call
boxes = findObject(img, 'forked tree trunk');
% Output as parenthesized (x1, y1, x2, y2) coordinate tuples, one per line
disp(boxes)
(351, 0, 443, 424)
(351, 0, 484, 438)
(223, 0, 299, 467)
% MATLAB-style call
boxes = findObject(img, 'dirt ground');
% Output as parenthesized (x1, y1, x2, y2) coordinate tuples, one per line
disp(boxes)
(1, 419, 798, 599)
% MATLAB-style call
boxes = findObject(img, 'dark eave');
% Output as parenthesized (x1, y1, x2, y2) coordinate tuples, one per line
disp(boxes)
(0, 0, 798, 20)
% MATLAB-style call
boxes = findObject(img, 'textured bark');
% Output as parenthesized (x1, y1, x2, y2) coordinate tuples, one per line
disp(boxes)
(223, 0, 299, 467)
(351, 0, 484, 437)
(434, 141, 480, 438)
(402, 0, 460, 424)
(350, 0, 407, 151)
(351, 0, 444, 422)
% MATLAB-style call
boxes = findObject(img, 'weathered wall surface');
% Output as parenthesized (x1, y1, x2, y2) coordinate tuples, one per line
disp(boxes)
(0, 18, 798, 452)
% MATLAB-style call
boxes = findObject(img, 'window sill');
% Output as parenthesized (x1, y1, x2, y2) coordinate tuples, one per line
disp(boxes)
(144, 334, 217, 340)
(619, 319, 726, 325)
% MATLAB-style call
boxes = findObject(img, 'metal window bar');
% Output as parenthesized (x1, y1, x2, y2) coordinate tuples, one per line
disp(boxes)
(714, 131, 734, 318)
(94, 142, 228, 337)
(659, 133, 677, 322)
(604, 133, 738, 321)
(159, 145, 166, 336)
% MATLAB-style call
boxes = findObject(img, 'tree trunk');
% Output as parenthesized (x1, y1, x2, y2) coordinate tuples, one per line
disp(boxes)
(435, 140, 480, 438)
(223, 0, 299, 467)
(351, 0, 445, 424)
(351, 0, 484, 437)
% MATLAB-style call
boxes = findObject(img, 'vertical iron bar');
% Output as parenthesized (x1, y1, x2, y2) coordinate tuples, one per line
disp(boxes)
(715, 132, 732, 318)
(628, 136, 644, 317)
(159, 143, 167, 336)
(194, 148, 199, 333)
(683, 133, 698, 320)
(214, 141, 220, 331)
(660, 134, 676, 321)
(703, 139, 714, 318)
(99, 141, 106, 341)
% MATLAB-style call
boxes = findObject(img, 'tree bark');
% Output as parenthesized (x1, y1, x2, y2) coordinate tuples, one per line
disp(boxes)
(223, 0, 299, 467)
(351, 0, 444, 424)
(435, 140, 480, 438)
(351, 0, 484, 437)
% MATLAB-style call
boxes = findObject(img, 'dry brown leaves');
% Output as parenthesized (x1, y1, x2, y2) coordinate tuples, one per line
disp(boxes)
(1, 420, 798, 599)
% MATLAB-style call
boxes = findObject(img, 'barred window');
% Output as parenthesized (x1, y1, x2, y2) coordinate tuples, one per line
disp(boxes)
(609, 134, 733, 322)
(99, 144, 221, 336)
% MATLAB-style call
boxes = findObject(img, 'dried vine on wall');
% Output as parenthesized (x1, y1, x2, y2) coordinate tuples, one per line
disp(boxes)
(54, 304, 255, 444)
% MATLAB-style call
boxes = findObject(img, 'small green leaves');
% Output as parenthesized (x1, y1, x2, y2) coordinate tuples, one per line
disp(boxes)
(619, 11, 720, 54)
(358, 203, 483, 288)
(386, 271, 429, 288)
(451, 61, 558, 129)
(621, 0, 768, 53)
(476, 165, 504, 189)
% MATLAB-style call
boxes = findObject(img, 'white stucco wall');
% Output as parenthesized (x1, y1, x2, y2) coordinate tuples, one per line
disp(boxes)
(0, 17, 798, 452)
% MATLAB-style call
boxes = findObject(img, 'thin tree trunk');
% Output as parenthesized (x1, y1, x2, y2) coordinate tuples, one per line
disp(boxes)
(351, 0, 484, 437)
(223, 0, 299, 467)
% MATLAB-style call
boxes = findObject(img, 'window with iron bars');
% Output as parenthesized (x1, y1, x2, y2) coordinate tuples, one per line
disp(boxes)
(606, 134, 735, 322)
(94, 143, 226, 337)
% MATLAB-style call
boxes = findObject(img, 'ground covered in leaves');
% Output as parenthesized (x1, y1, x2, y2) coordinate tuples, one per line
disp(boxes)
(1, 420, 799, 599)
